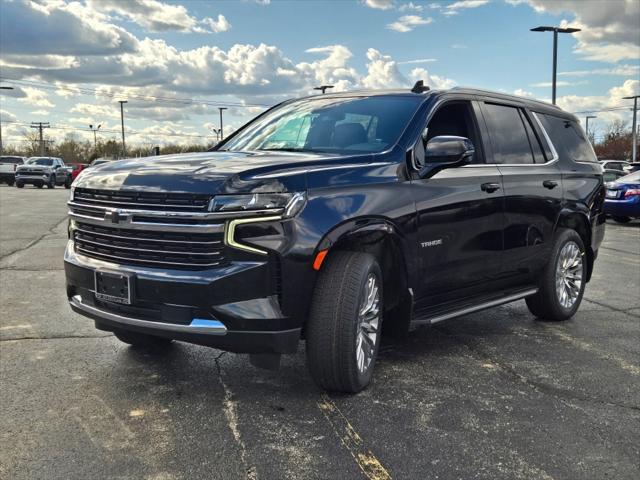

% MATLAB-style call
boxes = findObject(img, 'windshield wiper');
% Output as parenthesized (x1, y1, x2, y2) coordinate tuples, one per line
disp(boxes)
(257, 147, 323, 153)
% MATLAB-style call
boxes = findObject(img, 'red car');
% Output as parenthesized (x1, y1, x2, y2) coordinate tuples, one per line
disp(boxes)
(69, 163, 88, 181)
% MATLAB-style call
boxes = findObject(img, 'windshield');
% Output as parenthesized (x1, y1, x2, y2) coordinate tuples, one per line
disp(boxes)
(27, 157, 54, 166)
(223, 95, 422, 154)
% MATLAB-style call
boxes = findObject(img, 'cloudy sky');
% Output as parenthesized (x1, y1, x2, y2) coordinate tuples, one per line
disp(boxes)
(0, 0, 638, 148)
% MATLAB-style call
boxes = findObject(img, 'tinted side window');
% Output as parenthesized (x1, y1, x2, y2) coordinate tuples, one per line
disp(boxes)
(538, 113, 597, 163)
(520, 111, 546, 163)
(483, 103, 534, 164)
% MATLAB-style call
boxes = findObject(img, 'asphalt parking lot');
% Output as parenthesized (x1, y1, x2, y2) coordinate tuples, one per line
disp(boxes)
(0, 185, 638, 480)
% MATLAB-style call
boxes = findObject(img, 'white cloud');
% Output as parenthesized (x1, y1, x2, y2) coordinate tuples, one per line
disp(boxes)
(398, 58, 438, 64)
(558, 65, 640, 78)
(451, 44, 467, 49)
(409, 68, 457, 89)
(361, 0, 395, 9)
(444, 0, 490, 15)
(362, 49, 407, 88)
(87, 0, 231, 34)
(17, 87, 55, 109)
(530, 80, 588, 88)
(387, 15, 433, 32)
(512, 0, 640, 63)
(513, 89, 535, 98)
(399, 2, 423, 12)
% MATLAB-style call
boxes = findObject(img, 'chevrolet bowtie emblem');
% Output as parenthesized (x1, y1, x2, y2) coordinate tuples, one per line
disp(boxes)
(104, 209, 129, 224)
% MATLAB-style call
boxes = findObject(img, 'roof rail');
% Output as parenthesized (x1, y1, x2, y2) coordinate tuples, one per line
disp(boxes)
(411, 80, 430, 93)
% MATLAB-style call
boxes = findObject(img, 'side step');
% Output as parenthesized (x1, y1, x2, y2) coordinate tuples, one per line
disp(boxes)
(411, 287, 538, 326)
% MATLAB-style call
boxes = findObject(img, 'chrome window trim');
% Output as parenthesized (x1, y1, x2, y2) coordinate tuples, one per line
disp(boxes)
(531, 112, 560, 163)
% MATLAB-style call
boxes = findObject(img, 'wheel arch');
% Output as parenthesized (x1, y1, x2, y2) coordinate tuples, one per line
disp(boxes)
(316, 217, 413, 337)
(554, 209, 595, 282)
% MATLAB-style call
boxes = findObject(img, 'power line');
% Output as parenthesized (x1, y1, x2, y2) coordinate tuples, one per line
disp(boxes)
(30, 122, 50, 155)
(0, 76, 272, 109)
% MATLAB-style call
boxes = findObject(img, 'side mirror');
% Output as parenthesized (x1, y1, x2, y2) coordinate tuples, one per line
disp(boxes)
(418, 135, 475, 178)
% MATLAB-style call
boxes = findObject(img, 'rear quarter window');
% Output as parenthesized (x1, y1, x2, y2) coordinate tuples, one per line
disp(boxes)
(538, 113, 597, 163)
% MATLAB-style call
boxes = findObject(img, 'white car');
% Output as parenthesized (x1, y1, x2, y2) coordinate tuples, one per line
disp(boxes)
(600, 160, 631, 172)
(0, 156, 26, 186)
(15, 157, 72, 189)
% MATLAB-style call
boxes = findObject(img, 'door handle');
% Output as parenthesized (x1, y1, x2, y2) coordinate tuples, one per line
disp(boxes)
(543, 180, 558, 189)
(481, 182, 501, 193)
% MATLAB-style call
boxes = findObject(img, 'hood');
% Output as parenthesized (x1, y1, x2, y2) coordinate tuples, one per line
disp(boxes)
(74, 150, 373, 194)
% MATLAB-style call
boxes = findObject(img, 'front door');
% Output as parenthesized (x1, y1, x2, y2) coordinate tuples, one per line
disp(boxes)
(412, 99, 505, 307)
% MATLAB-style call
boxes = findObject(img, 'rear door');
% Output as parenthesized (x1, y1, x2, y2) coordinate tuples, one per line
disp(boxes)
(479, 101, 563, 283)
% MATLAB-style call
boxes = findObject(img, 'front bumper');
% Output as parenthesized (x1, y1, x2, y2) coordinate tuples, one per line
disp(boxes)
(15, 173, 49, 184)
(65, 241, 301, 354)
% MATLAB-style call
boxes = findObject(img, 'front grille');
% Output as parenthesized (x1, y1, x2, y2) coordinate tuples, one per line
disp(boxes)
(73, 221, 227, 269)
(73, 188, 212, 212)
(18, 169, 44, 175)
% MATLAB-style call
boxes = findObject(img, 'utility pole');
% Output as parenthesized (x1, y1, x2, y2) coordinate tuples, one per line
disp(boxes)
(30, 122, 50, 156)
(211, 127, 221, 143)
(585, 115, 597, 145)
(623, 95, 639, 163)
(218, 107, 227, 141)
(89, 124, 101, 149)
(118, 100, 127, 158)
(0, 86, 15, 155)
(531, 26, 581, 105)
(313, 85, 334, 94)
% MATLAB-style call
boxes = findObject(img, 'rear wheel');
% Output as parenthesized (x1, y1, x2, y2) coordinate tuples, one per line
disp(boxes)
(306, 251, 383, 393)
(36, 182, 43, 189)
(612, 216, 631, 223)
(113, 329, 173, 349)
(16, 181, 24, 188)
(526, 228, 586, 321)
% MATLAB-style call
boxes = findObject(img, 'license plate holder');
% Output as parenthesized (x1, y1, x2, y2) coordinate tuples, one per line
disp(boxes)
(95, 270, 132, 305)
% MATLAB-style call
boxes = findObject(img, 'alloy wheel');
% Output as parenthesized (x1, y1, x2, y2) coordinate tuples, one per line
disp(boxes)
(355, 273, 381, 374)
(555, 241, 583, 309)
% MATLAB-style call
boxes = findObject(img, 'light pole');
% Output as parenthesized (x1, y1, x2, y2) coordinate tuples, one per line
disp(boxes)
(218, 107, 227, 141)
(531, 26, 581, 105)
(89, 124, 101, 149)
(118, 100, 127, 157)
(623, 95, 639, 163)
(313, 85, 334, 94)
(0, 86, 15, 155)
(585, 115, 596, 145)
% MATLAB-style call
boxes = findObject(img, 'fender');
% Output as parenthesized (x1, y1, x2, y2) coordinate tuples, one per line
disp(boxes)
(553, 207, 596, 282)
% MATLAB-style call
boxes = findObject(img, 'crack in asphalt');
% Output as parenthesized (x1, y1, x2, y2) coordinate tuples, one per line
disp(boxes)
(435, 327, 640, 413)
(0, 215, 68, 261)
(0, 334, 113, 342)
(584, 297, 640, 318)
(214, 352, 259, 480)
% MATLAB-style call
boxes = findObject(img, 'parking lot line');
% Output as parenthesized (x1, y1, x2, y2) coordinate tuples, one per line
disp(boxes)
(318, 394, 391, 480)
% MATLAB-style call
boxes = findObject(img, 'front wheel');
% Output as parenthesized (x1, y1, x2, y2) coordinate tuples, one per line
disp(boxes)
(526, 228, 586, 321)
(47, 176, 55, 189)
(16, 181, 24, 188)
(113, 329, 173, 350)
(36, 182, 43, 189)
(306, 251, 383, 393)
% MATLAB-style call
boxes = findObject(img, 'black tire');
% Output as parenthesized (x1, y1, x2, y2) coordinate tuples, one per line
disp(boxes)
(306, 251, 383, 393)
(65, 177, 72, 189)
(36, 182, 43, 189)
(7, 180, 14, 187)
(526, 228, 586, 321)
(113, 329, 173, 349)
(612, 216, 631, 223)
(16, 181, 24, 188)
(47, 176, 55, 189)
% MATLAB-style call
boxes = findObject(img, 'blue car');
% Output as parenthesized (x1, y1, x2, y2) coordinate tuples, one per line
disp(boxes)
(604, 171, 640, 223)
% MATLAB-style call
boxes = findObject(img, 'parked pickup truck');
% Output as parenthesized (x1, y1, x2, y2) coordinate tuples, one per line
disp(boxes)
(65, 83, 605, 392)
(15, 157, 72, 189)
(0, 155, 26, 186)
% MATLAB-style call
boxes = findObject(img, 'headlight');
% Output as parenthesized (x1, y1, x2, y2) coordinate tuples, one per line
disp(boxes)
(209, 192, 306, 218)
(69, 185, 76, 201)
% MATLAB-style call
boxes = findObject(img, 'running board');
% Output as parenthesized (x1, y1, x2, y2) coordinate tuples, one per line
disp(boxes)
(411, 288, 538, 326)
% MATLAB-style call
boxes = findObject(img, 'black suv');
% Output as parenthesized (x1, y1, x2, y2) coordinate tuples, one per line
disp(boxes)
(65, 85, 605, 393)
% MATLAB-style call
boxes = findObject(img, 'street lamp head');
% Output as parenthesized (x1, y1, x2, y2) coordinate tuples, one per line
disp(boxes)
(622, 95, 640, 100)
(531, 25, 580, 34)
(586, 115, 597, 119)
(557, 27, 581, 33)
(0, 86, 15, 90)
